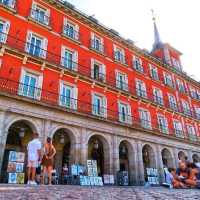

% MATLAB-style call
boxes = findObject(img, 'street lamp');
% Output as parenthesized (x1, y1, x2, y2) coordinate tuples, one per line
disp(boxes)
(19, 128, 25, 138)
(93, 140, 99, 149)
(60, 134, 65, 144)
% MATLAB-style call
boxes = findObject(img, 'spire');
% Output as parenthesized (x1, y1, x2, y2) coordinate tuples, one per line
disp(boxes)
(151, 9, 163, 50)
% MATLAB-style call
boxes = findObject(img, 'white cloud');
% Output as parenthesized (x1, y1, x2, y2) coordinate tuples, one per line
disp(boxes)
(68, 0, 200, 81)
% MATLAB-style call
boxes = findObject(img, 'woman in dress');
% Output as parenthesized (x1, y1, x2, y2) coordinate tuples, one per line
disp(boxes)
(42, 137, 56, 185)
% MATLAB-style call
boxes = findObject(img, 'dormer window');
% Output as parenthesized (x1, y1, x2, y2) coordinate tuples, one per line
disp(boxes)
(91, 33, 104, 53)
(133, 56, 143, 73)
(114, 45, 125, 64)
(30, 3, 50, 26)
(63, 18, 79, 41)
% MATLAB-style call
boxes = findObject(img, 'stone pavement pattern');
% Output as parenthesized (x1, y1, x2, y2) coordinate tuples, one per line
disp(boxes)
(0, 185, 200, 200)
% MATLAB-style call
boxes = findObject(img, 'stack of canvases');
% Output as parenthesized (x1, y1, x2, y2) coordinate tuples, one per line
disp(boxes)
(117, 171, 129, 186)
(146, 168, 159, 185)
(7, 151, 25, 184)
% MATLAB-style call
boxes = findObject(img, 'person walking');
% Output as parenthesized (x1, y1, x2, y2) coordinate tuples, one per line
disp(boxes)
(41, 137, 56, 185)
(27, 132, 42, 185)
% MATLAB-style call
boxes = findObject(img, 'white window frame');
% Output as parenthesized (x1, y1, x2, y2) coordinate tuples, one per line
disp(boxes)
(116, 70, 128, 91)
(92, 92, 107, 118)
(63, 18, 79, 41)
(91, 32, 104, 53)
(149, 64, 159, 81)
(157, 114, 168, 134)
(173, 120, 184, 137)
(133, 56, 143, 73)
(59, 81, 78, 110)
(0, 17, 10, 43)
(18, 67, 43, 100)
(114, 44, 125, 64)
(118, 101, 132, 124)
(91, 58, 106, 82)
(61, 45, 78, 71)
(186, 124, 196, 136)
(153, 87, 163, 105)
(139, 108, 152, 129)
(164, 72, 173, 88)
(181, 100, 191, 116)
(195, 106, 200, 120)
(136, 79, 147, 98)
(168, 93, 178, 111)
(0, 0, 15, 9)
(30, 2, 50, 26)
(176, 79, 185, 93)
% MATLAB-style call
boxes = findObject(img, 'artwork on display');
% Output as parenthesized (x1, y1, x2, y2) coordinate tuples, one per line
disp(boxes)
(7, 162, 16, 173)
(103, 174, 115, 185)
(16, 152, 25, 163)
(16, 163, 24, 173)
(87, 160, 98, 177)
(9, 151, 17, 162)
(71, 164, 78, 176)
(80, 176, 103, 186)
(16, 173, 25, 184)
(8, 173, 17, 184)
(146, 168, 159, 185)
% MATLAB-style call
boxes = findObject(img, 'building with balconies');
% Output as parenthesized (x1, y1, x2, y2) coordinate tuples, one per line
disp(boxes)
(0, 0, 200, 185)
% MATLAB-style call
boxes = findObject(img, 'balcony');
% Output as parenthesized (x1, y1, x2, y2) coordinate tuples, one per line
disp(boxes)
(169, 102, 179, 112)
(29, 9, 50, 27)
(0, 0, 16, 10)
(136, 88, 147, 99)
(153, 95, 164, 106)
(63, 25, 80, 42)
(90, 39, 104, 54)
(114, 51, 126, 65)
(164, 78, 174, 88)
(174, 130, 184, 138)
(140, 119, 152, 130)
(116, 80, 128, 91)
(133, 62, 144, 73)
(92, 105, 107, 118)
(25, 42, 46, 59)
(91, 71, 106, 83)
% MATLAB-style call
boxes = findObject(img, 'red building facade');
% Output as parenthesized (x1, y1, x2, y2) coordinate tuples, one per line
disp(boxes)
(0, 0, 200, 184)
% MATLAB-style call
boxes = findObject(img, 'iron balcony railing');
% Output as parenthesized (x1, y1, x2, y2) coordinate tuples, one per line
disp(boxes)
(0, 77, 199, 142)
(63, 25, 80, 41)
(0, 0, 15, 9)
(30, 9, 50, 26)
(0, 31, 200, 120)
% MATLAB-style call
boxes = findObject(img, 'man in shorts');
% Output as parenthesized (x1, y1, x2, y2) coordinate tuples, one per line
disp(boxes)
(27, 132, 42, 185)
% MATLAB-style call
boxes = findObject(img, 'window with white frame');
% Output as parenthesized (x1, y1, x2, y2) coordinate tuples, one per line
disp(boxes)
(181, 100, 191, 116)
(25, 31, 48, 58)
(61, 46, 78, 71)
(195, 107, 200, 120)
(118, 102, 132, 124)
(59, 82, 77, 110)
(172, 57, 181, 70)
(168, 94, 178, 111)
(136, 80, 147, 98)
(186, 124, 196, 136)
(91, 33, 104, 53)
(0, 18, 10, 44)
(92, 93, 107, 117)
(190, 86, 197, 99)
(30, 2, 50, 26)
(176, 79, 185, 93)
(18, 68, 43, 100)
(157, 115, 168, 134)
(149, 64, 159, 81)
(173, 120, 183, 137)
(0, 0, 15, 9)
(153, 88, 163, 105)
(91, 59, 106, 82)
(164, 73, 173, 88)
(114, 45, 125, 64)
(116, 71, 128, 91)
(139, 109, 151, 129)
(63, 18, 79, 41)
(133, 56, 143, 73)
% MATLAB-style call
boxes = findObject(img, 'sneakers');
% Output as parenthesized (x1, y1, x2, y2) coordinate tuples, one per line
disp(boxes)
(27, 180, 37, 185)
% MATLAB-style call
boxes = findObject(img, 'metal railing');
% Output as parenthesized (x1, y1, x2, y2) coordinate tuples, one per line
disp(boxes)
(133, 62, 144, 73)
(1, 31, 200, 121)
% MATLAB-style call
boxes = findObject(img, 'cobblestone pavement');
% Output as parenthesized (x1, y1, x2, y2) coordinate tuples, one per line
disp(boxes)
(0, 185, 200, 200)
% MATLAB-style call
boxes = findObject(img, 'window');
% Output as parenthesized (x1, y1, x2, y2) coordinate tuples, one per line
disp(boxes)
(195, 107, 200, 120)
(61, 46, 78, 71)
(168, 94, 178, 111)
(0, 19, 10, 43)
(157, 115, 168, 134)
(91, 33, 104, 53)
(118, 102, 132, 124)
(0, 0, 15, 9)
(149, 64, 159, 81)
(133, 56, 143, 73)
(25, 32, 48, 58)
(153, 88, 163, 105)
(92, 93, 107, 117)
(59, 82, 77, 110)
(181, 100, 191, 116)
(30, 3, 50, 26)
(164, 73, 174, 88)
(114, 45, 125, 64)
(176, 79, 186, 93)
(116, 71, 128, 91)
(136, 80, 147, 98)
(172, 57, 181, 70)
(63, 18, 79, 41)
(187, 124, 196, 136)
(139, 109, 151, 129)
(190, 87, 197, 99)
(18, 69, 42, 100)
(173, 120, 184, 137)
(91, 59, 106, 82)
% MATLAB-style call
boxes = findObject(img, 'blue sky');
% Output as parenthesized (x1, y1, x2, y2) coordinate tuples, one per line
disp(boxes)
(67, 0, 200, 81)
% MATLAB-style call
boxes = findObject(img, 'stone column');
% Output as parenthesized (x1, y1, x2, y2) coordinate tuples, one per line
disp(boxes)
(187, 150, 193, 162)
(80, 128, 88, 166)
(156, 145, 165, 183)
(173, 148, 179, 168)
(112, 135, 119, 183)
(137, 141, 145, 185)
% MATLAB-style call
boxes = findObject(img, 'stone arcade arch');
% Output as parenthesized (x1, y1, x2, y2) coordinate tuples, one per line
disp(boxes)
(161, 148, 174, 168)
(192, 154, 200, 163)
(178, 151, 186, 161)
(1, 119, 37, 183)
(119, 140, 135, 185)
(87, 134, 110, 176)
(142, 144, 156, 180)
(52, 128, 76, 178)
